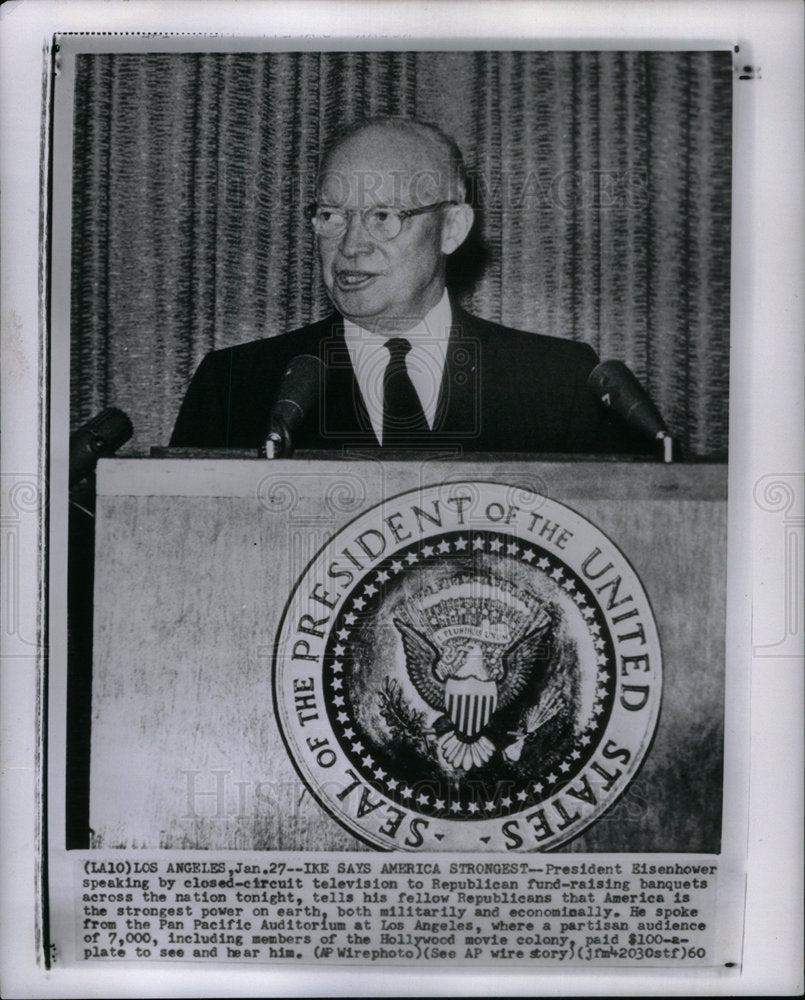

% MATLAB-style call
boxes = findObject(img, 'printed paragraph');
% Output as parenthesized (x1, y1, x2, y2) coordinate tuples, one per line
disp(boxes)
(77, 855, 717, 966)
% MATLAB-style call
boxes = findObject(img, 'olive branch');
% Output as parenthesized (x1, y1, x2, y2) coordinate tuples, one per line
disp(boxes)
(378, 678, 436, 761)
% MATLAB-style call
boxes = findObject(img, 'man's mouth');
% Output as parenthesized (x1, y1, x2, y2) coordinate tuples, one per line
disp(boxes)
(335, 270, 379, 290)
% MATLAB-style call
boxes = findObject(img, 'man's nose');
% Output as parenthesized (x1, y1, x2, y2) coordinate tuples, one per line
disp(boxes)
(338, 210, 374, 257)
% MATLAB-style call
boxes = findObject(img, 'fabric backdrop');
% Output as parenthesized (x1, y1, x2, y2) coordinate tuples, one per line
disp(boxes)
(69, 50, 732, 456)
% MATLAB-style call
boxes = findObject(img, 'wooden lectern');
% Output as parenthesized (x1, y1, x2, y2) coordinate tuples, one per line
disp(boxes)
(88, 456, 726, 853)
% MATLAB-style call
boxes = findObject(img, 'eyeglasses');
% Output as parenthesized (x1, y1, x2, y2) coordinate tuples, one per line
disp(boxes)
(305, 201, 458, 242)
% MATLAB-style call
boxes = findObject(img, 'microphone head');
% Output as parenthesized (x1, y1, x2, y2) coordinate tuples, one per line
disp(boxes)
(69, 407, 134, 486)
(270, 354, 325, 435)
(587, 360, 668, 440)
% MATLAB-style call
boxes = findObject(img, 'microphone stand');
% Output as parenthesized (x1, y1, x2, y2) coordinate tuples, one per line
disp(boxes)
(263, 420, 292, 459)
(658, 432, 674, 463)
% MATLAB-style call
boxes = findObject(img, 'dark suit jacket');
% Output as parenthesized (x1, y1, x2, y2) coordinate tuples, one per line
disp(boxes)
(170, 305, 649, 454)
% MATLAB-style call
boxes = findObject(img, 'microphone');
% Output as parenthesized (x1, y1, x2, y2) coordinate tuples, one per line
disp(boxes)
(264, 354, 324, 458)
(587, 360, 673, 462)
(69, 407, 134, 486)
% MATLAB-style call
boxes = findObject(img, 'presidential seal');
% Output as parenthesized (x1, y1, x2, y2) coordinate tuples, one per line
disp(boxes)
(273, 482, 661, 851)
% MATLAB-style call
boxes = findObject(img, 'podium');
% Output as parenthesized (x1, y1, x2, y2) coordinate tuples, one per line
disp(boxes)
(88, 456, 727, 852)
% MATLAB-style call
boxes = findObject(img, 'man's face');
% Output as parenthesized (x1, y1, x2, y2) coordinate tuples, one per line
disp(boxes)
(316, 128, 462, 333)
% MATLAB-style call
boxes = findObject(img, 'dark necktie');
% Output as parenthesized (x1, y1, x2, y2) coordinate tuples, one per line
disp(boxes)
(382, 337, 429, 444)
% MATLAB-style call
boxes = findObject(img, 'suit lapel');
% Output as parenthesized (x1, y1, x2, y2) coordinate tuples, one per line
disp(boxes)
(314, 316, 377, 442)
(434, 304, 484, 440)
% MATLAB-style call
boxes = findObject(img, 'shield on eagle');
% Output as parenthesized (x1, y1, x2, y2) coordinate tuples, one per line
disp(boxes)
(445, 676, 498, 738)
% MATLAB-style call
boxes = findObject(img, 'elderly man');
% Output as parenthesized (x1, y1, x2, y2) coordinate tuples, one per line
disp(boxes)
(171, 116, 644, 453)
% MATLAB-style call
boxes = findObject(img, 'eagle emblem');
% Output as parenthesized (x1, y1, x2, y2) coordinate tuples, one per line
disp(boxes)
(394, 604, 555, 771)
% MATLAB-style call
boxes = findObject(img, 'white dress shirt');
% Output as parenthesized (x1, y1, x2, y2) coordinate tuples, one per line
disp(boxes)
(343, 290, 453, 445)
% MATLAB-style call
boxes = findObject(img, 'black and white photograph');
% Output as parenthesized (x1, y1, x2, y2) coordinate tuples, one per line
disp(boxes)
(1, 1, 802, 997)
(63, 44, 731, 853)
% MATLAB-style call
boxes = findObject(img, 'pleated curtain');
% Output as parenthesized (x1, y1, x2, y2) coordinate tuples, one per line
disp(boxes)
(70, 51, 732, 456)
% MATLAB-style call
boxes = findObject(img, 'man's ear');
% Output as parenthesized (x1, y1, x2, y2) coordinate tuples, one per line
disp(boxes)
(440, 203, 474, 255)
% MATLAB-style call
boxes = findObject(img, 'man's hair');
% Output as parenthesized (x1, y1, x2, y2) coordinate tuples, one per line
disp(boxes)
(319, 115, 468, 202)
